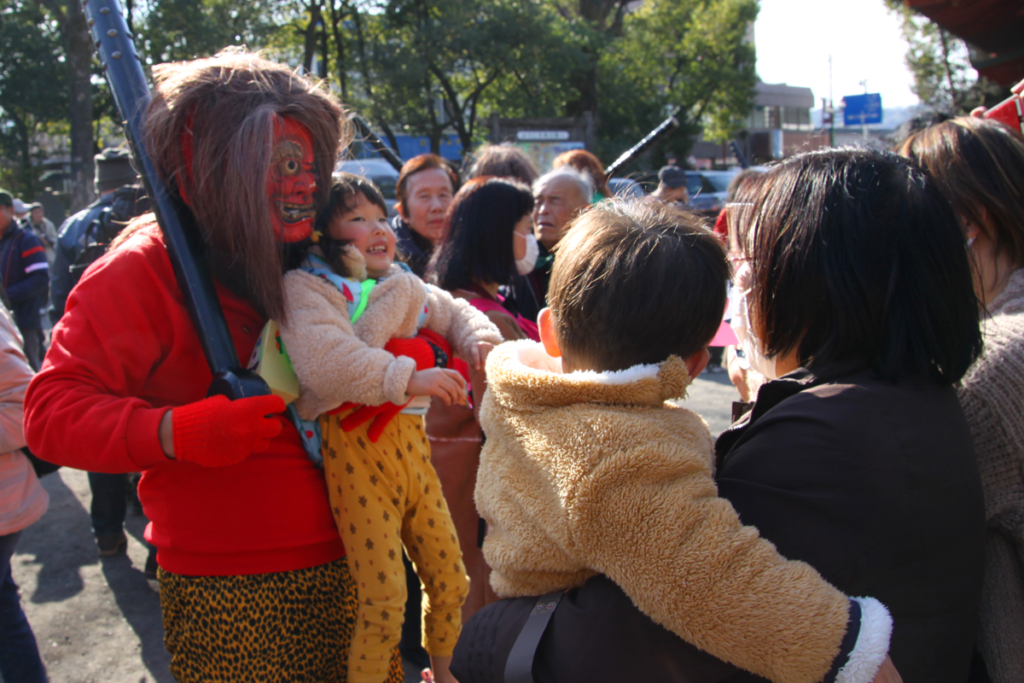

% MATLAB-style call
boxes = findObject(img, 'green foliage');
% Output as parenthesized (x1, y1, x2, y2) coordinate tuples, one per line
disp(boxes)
(1, 0, 762, 184)
(137, 0, 279, 63)
(596, 0, 757, 165)
(0, 0, 68, 195)
(341, 0, 577, 155)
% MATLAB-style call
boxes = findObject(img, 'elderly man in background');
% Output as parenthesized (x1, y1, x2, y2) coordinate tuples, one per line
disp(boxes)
(10, 200, 29, 226)
(510, 167, 592, 322)
(649, 165, 690, 206)
(24, 204, 57, 264)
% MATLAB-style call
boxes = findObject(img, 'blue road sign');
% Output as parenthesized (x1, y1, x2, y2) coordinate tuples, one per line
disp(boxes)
(842, 93, 883, 126)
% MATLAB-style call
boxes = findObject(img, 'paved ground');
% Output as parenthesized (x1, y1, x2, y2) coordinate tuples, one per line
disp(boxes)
(9, 371, 739, 683)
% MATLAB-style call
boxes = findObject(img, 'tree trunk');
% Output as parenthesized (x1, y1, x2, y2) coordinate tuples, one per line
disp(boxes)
(318, 13, 329, 79)
(65, 0, 95, 211)
(937, 28, 961, 112)
(13, 114, 35, 196)
(565, 0, 628, 118)
(329, 0, 347, 100)
(301, 2, 323, 75)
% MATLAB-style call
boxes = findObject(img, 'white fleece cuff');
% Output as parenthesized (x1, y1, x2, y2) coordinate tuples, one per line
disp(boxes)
(835, 597, 893, 683)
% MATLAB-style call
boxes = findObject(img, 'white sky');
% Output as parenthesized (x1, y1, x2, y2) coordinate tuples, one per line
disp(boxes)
(754, 0, 919, 108)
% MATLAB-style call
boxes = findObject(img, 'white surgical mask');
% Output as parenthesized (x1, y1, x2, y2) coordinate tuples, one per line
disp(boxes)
(737, 287, 779, 381)
(514, 231, 539, 275)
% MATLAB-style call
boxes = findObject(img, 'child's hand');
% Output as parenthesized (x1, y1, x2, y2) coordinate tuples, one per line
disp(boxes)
(407, 368, 467, 406)
(469, 341, 494, 371)
(422, 655, 458, 683)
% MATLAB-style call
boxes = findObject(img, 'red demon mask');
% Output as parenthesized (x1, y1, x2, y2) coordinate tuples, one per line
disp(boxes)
(267, 117, 317, 243)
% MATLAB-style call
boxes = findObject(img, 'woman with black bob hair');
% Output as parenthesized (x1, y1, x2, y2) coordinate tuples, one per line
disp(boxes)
(420, 176, 538, 632)
(428, 176, 538, 341)
(717, 147, 986, 683)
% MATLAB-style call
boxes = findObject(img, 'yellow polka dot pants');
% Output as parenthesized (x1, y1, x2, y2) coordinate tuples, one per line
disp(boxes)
(322, 409, 468, 683)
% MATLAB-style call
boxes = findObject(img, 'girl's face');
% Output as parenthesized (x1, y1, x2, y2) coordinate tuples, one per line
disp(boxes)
(329, 193, 395, 279)
(512, 212, 533, 260)
(400, 168, 454, 243)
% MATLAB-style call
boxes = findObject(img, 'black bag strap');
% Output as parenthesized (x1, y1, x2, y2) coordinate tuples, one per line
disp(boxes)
(504, 591, 563, 683)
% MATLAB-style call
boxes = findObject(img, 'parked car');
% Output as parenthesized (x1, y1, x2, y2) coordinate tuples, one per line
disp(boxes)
(608, 177, 645, 199)
(335, 158, 400, 216)
(685, 170, 738, 215)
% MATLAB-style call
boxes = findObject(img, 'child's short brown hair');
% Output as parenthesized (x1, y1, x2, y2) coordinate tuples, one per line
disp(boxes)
(548, 200, 728, 372)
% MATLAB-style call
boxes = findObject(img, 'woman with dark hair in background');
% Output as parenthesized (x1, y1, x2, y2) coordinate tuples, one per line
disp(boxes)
(419, 177, 538, 629)
(430, 177, 539, 342)
(717, 148, 985, 683)
(391, 154, 458, 276)
(899, 117, 1024, 683)
(552, 148, 611, 202)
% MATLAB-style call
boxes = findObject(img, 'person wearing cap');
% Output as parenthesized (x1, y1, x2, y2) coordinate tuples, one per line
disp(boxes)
(10, 199, 29, 224)
(649, 165, 691, 206)
(0, 191, 48, 371)
(24, 204, 57, 265)
(47, 147, 148, 562)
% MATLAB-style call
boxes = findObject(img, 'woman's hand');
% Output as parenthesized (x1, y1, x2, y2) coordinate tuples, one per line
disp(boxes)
(726, 347, 751, 402)
(407, 367, 467, 406)
(971, 78, 1024, 116)
(422, 655, 458, 683)
(468, 341, 494, 371)
(870, 656, 903, 683)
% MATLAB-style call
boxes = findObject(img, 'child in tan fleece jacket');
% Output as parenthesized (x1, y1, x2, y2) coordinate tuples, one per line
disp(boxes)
(473, 200, 899, 683)
(278, 174, 503, 683)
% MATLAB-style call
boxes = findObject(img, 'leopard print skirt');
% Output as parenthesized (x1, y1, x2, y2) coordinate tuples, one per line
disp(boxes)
(159, 557, 404, 682)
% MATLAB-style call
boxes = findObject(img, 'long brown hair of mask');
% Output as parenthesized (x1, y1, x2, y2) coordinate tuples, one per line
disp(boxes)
(144, 47, 349, 320)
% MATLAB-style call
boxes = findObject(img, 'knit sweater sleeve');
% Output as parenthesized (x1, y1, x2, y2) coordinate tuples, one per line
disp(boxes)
(958, 317, 1024, 539)
(563, 417, 886, 683)
(280, 270, 416, 419)
(421, 286, 503, 358)
(0, 309, 31, 454)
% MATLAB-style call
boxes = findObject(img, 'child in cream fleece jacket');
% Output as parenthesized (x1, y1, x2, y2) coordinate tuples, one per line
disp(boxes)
(279, 175, 502, 683)
(472, 200, 898, 683)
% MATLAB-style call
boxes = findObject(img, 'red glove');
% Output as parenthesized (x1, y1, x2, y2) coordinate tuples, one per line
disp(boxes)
(341, 402, 405, 442)
(329, 334, 449, 443)
(172, 394, 286, 467)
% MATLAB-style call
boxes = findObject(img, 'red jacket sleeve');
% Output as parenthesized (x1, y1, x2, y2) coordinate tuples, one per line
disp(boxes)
(24, 235, 183, 473)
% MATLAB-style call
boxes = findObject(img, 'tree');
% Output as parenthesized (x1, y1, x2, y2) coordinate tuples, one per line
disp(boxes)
(0, 0, 67, 196)
(344, 0, 566, 155)
(595, 0, 758, 166)
(34, 0, 95, 210)
(883, 0, 1001, 114)
(138, 0, 279, 64)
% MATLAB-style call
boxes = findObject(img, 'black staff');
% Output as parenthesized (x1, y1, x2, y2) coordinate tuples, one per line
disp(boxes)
(82, 0, 267, 400)
(605, 111, 681, 178)
(349, 115, 404, 172)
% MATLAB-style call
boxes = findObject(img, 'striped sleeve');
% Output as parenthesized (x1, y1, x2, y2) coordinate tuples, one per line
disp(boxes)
(21, 241, 48, 274)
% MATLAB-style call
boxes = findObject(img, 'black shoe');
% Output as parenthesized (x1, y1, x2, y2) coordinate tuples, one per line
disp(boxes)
(96, 531, 128, 557)
(144, 547, 159, 580)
